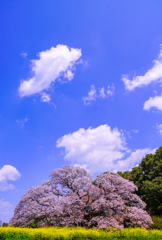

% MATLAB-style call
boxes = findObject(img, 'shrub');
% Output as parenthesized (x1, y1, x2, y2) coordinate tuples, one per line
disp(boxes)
(150, 216, 162, 230)
(2, 223, 9, 227)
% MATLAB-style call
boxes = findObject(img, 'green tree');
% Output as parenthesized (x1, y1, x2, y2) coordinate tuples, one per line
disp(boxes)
(2, 222, 8, 227)
(118, 147, 162, 215)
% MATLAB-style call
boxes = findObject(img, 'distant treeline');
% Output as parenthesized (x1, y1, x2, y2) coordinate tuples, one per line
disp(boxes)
(118, 146, 162, 216)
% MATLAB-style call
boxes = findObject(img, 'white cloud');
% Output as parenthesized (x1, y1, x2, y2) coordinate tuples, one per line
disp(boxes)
(113, 148, 156, 172)
(19, 44, 82, 97)
(0, 165, 21, 191)
(0, 198, 14, 223)
(132, 129, 139, 133)
(82, 85, 97, 105)
(157, 123, 162, 135)
(64, 70, 74, 81)
(99, 87, 106, 98)
(143, 95, 162, 111)
(41, 93, 51, 102)
(73, 163, 90, 172)
(107, 84, 115, 96)
(83, 84, 115, 105)
(21, 52, 28, 58)
(57, 124, 156, 173)
(153, 89, 158, 95)
(16, 118, 28, 127)
(122, 45, 162, 90)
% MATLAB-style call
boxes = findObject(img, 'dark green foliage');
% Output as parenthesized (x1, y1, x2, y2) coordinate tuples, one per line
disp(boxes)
(30, 218, 47, 228)
(2, 223, 8, 227)
(117, 171, 131, 180)
(118, 147, 162, 215)
(45, 220, 53, 226)
(150, 216, 162, 230)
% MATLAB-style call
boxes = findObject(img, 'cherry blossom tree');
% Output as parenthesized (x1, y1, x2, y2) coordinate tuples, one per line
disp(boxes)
(9, 180, 56, 227)
(10, 165, 153, 229)
(89, 172, 152, 229)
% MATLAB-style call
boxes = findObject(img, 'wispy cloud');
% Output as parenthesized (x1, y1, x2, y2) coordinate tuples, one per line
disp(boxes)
(0, 165, 21, 191)
(41, 93, 51, 102)
(83, 84, 115, 105)
(107, 84, 115, 96)
(82, 85, 97, 105)
(98, 87, 106, 98)
(157, 123, 162, 135)
(16, 118, 28, 127)
(143, 95, 162, 111)
(56, 124, 155, 173)
(18, 45, 82, 97)
(132, 129, 139, 134)
(122, 45, 162, 91)
(21, 52, 28, 58)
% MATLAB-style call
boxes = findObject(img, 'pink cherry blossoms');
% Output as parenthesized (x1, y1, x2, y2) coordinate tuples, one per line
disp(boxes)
(9, 165, 153, 229)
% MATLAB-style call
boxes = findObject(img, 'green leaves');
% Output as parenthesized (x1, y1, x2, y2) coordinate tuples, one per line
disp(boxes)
(118, 147, 162, 215)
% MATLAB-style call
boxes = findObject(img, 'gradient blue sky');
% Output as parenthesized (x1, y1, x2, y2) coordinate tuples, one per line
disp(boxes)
(0, 0, 162, 223)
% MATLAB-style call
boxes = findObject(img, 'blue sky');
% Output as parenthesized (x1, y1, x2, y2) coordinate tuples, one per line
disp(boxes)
(0, 0, 162, 223)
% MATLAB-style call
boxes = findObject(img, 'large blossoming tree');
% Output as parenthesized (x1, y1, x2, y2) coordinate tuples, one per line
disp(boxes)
(10, 165, 153, 229)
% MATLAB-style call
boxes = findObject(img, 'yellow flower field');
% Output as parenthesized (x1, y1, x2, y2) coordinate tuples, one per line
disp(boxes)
(0, 227, 162, 240)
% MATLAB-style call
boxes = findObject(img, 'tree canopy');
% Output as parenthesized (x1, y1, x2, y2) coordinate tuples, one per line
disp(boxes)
(10, 165, 152, 229)
(118, 146, 162, 216)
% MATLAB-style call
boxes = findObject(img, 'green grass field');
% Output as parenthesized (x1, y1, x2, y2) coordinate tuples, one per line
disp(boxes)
(0, 227, 162, 240)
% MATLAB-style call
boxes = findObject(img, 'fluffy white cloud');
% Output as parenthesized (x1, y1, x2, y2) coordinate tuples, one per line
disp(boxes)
(83, 84, 115, 105)
(143, 95, 162, 111)
(57, 124, 156, 173)
(157, 123, 162, 135)
(122, 45, 162, 91)
(0, 198, 14, 223)
(19, 45, 82, 97)
(0, 165, 21, 191)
